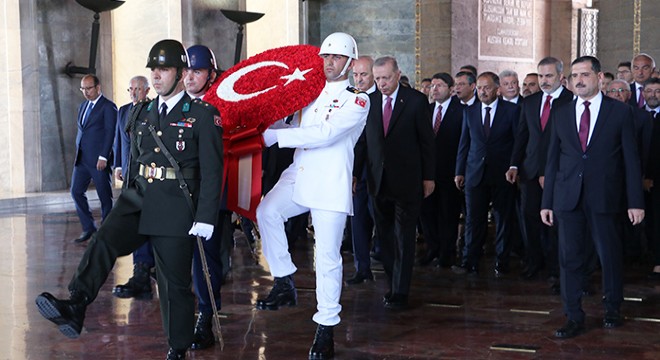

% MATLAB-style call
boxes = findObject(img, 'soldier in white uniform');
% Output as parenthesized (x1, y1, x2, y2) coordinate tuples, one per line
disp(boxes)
(255, 32, 369, 360)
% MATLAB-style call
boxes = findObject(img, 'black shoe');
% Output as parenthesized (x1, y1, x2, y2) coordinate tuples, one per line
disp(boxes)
(382, 291, 392, 304)
(417, 253, 437, 267)
(112, 263, 153, 300)
(647, 272, 660, 280)
(554, 320, 585, 339)
(521, 265, 541, 280)
(35, 291, 88, 339)
(451, 264, 467, 275)
(191, 312, 215, 350)
(309, 324, 334, 360)
(494, 262, 509, 277)
(603, 311, 623, 328)
(166, 348, 186, 360)
(345, 272, 374, 285)
(256, 275, 297, 310)
(384, 293, 408, 310)
(73, 230, 95, 243)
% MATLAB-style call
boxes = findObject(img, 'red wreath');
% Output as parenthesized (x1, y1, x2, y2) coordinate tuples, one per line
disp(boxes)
(205, 44, 325, 133)
(204, 44, 325, 220)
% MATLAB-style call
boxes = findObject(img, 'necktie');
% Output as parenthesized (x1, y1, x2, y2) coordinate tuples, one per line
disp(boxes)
(81, 101, 93, 125)
(433, 104, 443, 135)
(483, 106, 491, 138)
(540, 95, 552, 131)
(159, 103, 168, 123)
(579, 101, 590, 152)
(638, 87, 645, 108)
(383, 96, 392, 136)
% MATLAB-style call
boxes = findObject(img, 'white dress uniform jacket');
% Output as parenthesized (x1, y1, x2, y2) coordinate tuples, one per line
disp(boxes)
(264, 79, 370, 214)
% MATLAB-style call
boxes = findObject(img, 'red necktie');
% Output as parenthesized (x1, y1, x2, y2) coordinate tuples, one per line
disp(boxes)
(433, 104, 443, 135)
(540, 95, 552, 131)
(579, 101, 590, 152)
(483, 106, 491, 138)
(638, 87, 645, 108)
(383, 96, 392, 136)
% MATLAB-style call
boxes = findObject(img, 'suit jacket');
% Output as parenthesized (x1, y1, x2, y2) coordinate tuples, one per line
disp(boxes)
(629, 82, 644, 108)
(114, 102, 132, 172)
(456, 99, 520, 188)
(355, 85, 435, 202)
(510, 88, 573, 180)
(75, 95, 117, 167)
(430, 97, 465, 182)
(542, 95, 643, 213)
(130, 93, 223, 236)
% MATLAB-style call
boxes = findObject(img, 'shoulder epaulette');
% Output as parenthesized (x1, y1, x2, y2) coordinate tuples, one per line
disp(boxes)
(190, 98, 217, 113)
(346, 86, 366, 94)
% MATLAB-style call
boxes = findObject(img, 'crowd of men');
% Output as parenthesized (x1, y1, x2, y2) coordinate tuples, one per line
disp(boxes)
(33, 31, 660, 359)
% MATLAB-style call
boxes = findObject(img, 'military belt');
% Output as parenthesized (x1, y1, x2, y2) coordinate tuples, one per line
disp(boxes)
(138, 163, 199, 182)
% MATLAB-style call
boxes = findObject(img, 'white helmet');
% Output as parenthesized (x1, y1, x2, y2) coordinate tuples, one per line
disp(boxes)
(319, 32, 358, 59)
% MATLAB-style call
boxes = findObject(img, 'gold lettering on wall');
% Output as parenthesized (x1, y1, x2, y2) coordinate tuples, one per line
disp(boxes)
(479, 0, 534, 61)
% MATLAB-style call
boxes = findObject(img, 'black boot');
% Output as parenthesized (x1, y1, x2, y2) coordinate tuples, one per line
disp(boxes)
(112, 262, 153, 300)
(190, 312, 215, 350)
(309, 324, 334, 360)
(35, 290, 88, 339)
(255, 275, 297, 310)
(166, 348, 186, 360)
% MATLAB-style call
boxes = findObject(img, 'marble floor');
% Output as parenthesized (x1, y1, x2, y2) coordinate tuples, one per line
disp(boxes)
(2, 197, 660, 359)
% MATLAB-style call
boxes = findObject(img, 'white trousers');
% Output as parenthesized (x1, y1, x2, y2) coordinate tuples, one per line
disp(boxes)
(256, 173, 346, 326)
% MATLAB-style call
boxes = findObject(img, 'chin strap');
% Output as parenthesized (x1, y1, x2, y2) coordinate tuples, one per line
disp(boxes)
(162, 69, 183, 97)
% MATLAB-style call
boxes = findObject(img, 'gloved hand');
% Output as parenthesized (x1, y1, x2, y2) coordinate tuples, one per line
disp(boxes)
(188, 222, 214, 240)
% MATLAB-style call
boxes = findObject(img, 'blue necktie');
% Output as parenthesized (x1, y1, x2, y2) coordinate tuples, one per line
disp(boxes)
(82, 101, 93, 125)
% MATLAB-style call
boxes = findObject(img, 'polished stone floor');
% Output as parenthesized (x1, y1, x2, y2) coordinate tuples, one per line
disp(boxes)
(2, 195, 660, 359)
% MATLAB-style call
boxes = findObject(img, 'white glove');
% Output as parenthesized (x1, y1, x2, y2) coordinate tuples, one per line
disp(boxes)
(263, 128, 278, 147)
(188, 222, 214, 240)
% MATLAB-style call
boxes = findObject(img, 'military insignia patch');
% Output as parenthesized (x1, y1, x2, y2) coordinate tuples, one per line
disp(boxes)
(184, 117, 196, 124)
(355, 96, 367, 108)
(176, 140, 186, 151)
(182, 102, 190, 112)
(214, 115, 222, 127)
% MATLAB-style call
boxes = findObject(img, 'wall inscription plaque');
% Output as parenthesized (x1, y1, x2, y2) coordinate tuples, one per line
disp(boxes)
(479, 0, 534, 61)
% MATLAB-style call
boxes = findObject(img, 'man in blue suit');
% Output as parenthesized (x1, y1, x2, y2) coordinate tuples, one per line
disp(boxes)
(114, 75, 150, 182)
(542, 56, 644, 339)
(454, 71, 520, 276)
(71, 74, 117, 243)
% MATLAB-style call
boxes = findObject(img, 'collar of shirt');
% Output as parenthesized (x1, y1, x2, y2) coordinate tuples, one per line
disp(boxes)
(158, 90, 186, 116)
(88, 93, 102, 107)
(575, 91, 603, 141)
(503, 95, 519, 103)
(462, 95, 476, 106)
(435, 97, 451, 117)
(481, 98, 499, 115)
(646, 105, 660, 114)
(366, 83, 377, 94)
(382, 85, 400, 111)
(186, 91, 204, 101)
(544, 85, 565, 101)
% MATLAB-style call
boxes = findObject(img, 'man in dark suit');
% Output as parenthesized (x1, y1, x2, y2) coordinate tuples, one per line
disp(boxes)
(499, 70, 522, 104)
(354, 56, 435, 309)
(507, 57, 573, 285)
(638, 78, 660, 279)
(629, 53, 656, 108)
(114, 76, 150, 182)
(71, 74, 117, 243)
(454, 72, 520, 276)
(541, 56, 644, 339)
(419, 72, 464, 267)
(111, 75, 155, 301)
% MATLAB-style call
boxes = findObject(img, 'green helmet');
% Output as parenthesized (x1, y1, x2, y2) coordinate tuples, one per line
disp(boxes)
(146, 39, 189, 69)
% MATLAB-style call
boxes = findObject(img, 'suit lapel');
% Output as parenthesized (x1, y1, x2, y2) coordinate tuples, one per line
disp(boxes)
(388, 88, 406, 134)
(587, 97, 611, 151)
(372, 92, 385, 136)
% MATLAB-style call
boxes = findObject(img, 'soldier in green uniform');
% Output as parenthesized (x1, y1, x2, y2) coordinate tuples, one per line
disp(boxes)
(35, 39, 223, 360)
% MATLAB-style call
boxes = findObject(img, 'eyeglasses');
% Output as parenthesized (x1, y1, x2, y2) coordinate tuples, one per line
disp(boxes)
(606, 88, 629, 94)
(79, 86, 96, 92)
